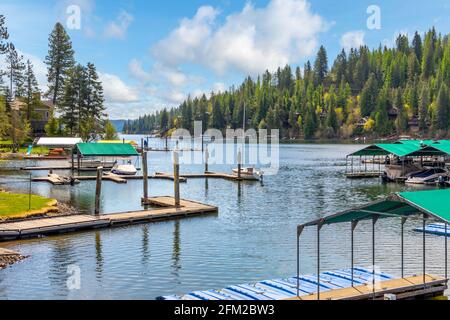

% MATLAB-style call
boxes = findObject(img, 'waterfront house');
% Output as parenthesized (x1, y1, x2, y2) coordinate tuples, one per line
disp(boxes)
(11, 93, 54, 137)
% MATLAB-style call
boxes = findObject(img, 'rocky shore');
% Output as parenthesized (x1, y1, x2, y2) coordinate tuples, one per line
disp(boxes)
(0, 248, 27, 269)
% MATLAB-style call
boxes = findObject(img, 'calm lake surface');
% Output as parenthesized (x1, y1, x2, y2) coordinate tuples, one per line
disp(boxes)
(0, 139, 446, 300)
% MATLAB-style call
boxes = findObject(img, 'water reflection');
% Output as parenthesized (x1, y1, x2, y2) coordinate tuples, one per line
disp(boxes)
(142, 225, 150, 264)
(172, 221, 181, 279)
(95, 232, 103, 279)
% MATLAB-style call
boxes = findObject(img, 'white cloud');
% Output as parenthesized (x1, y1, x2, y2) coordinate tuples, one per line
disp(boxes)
(104, 11, 134, 39)
(152, 0, 328, 76)
(340, 30, 365, 51)
(99, 72, 139, 103)
(213, 82, 226, 93)
(129, 59, 152, 82)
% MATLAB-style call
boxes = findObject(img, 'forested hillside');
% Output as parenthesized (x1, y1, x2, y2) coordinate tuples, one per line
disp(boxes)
(124, 28, 450, 140)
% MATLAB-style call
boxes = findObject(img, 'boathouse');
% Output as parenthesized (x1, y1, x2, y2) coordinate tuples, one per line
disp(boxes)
(296, 189, 450, 300)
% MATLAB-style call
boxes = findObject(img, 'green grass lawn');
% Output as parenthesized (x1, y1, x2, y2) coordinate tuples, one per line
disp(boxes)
(0, 192, 56, 218)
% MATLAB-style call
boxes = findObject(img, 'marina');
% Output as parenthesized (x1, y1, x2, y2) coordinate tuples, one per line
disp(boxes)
(1, 143, 449, 300)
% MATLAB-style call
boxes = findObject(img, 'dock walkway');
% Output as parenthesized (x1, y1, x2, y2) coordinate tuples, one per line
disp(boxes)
(32, 173, 187, 185)
(0, 197, 217, 241)
(156, 171, 242, 181)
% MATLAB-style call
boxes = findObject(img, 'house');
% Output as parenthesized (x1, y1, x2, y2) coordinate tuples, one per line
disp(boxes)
(388, 107, 398, 121)
(356, 116, 370, 127)
(11, 93, 54, 137)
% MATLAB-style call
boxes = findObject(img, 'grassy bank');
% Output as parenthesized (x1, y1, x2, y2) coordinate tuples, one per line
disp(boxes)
(0, 192, 57, 220)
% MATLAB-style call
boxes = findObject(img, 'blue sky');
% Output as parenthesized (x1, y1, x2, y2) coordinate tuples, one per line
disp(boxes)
(1, 0, 449, 119)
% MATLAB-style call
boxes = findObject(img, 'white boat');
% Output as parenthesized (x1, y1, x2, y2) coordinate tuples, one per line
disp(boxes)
(405, 168, 449, 185)
(111, 163, 137, 176)
(232, 167, 263, 181)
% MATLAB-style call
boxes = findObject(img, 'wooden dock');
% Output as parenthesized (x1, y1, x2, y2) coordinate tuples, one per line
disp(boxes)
(345, 171, 382, 179)
(156, 171, 243, 181)
(287, 275, 447, 300)
(0, 197, 217, 241)
(22, 165, 113, 172)
(32, 173, 187, 185)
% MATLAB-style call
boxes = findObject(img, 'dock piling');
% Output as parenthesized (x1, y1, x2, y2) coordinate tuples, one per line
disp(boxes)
(95, 167, 103, 215)
(173, 151, 180, 207)
(142, 152, 148, 200)
(205, 146, 209, 173)
(237, 149, 242, 179)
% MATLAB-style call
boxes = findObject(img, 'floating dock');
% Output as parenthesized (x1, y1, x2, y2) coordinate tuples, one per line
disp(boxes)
(159, 267, 447, 301)
(345, 171, 381, 179)
(0, 197, 217, 241)
(32, 173, 187, 185)
(156, 171, 243, 181)
(21, 165, 114, 172)
(415, 224, 450, 236)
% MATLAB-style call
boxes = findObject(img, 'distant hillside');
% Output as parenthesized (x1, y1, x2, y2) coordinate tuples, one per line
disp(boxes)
(110, 120, 126, 133)
(122, 28, 450, 140)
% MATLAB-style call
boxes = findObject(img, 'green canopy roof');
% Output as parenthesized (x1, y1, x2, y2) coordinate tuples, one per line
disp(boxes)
(76, 143, 139, 157)
(300, 189, 450, 228)
(349, 143, 421, 157)
(349, 140, 450, 157)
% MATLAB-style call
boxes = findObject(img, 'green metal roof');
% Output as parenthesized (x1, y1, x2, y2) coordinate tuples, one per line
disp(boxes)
(349, 143, 421, 157)
(76, 143, 139, 157)
(349, 140, 450, 157)
(300, 189, 450, 228)
(398, 189, 450, 223)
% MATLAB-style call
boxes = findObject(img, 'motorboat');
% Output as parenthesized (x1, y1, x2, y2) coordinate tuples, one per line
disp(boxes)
(111, 163, 138, 176)
(405, 168, 449, 185)
(232, 167, 263, 181)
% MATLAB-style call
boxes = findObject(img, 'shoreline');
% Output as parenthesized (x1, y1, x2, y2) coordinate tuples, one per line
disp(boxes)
(0, 248, 28, 269)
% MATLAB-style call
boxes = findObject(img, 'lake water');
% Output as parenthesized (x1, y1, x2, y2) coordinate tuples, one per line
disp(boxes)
(0, 139, 447, 299)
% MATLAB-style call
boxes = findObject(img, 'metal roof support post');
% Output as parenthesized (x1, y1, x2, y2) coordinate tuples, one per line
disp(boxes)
(345, 156, 348, 174)
(401, 218, 407, 278)
(297, 226, 304, 298)
(446, 223, 448, 280)
(372, 216, 378, 300)
(317, 222, 323, 301)
(351, 157, 354, 174)
(423, 214, 426, 287)
(351, 220, 358, 287)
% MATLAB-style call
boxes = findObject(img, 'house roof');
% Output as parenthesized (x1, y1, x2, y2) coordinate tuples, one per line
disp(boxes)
(36, 137, 83, 147)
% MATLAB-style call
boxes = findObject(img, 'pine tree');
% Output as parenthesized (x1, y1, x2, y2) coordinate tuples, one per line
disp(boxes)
(412, 31, 423, 63)
(211, 98, 225, 130)
(0, 15, 9, 93)
(436, 84, 449, 131)
(418, 84, 430, 130)
(0, 15, 8, 55)
(160, 108, 169, 132)
(60, 66, 85, 136)
(45, 22, 75, 106)
(83, 62, 105, 138)
(5, 44, 25, 97)
(313, 45, 328, 86)
(422, 28, 437, 78)
(360, 73, 378, 116)
(23, 59, 39, 120)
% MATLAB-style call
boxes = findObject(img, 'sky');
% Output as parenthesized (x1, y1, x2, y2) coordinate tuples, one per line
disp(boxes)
(1, 0, 449, 119)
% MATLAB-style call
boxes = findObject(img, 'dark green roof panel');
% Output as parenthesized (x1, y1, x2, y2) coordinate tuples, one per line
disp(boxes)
(77, 143, 139, 156)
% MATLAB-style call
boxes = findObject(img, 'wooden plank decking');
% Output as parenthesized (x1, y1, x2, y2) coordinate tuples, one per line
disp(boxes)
(345, 171, 382, 179)
(0, 197, 218, 241)
(287, 274, 447, 300)
(155, 171, 242, 181)
(32, 173, 187, 184)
